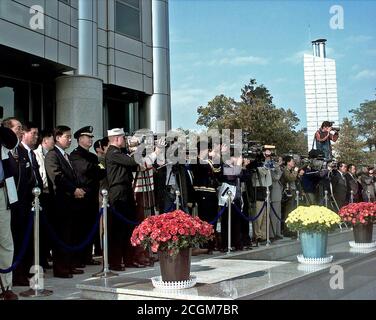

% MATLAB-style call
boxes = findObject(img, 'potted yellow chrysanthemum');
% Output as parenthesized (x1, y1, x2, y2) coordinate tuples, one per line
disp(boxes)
(285, 206, 341, 258)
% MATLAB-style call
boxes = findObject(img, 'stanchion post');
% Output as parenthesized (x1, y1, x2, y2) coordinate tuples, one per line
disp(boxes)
(93, 189, 118, 278)
(175, 190, 180, 210)
(295, 190, 300, 241)
(324, 190, 329, 208)
(227, 190, 232, 255)
(296, 190, 300, 207)
(266, 189, 271, 247)
(367, 191, 371, 203)
(350, 190, 354, 204)
(20, 188, 53, 297)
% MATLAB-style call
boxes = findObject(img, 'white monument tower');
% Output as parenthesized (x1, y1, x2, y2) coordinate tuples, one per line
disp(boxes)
(304, 39, 339, 150)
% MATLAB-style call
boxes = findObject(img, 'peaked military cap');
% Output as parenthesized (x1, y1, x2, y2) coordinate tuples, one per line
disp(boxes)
(74, 126, 94, 139)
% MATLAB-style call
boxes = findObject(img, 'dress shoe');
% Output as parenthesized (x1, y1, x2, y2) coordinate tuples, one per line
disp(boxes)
(150, 256, 159, 263)
(74, 263, 86, 268)
(124, 261, 145, 268)
(275, 235, 284, 240)
(137, 259, 153, 267)
(71, 268, 84, 275)
(53, 272, 73, 279)
(110, 265, 125, 271)
(0, 290, 18, 300)
(85, 259, 101, 266)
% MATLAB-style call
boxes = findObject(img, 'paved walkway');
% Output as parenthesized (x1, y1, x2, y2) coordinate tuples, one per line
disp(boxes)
(12, 250, 238, 300)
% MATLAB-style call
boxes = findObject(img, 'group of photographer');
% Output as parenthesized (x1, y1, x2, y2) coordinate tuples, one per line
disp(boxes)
(1, 117, 375, 300)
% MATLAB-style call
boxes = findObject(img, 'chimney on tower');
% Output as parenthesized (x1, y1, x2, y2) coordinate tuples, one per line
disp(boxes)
(312, 39, 327, 58)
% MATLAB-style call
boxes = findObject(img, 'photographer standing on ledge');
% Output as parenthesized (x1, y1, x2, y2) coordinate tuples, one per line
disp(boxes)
(314, 121, 339, 160)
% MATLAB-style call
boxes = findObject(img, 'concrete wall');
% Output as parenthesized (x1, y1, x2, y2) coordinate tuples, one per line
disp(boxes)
(0, 0, 78, 69)
(0, 0, 153, 95)
(55, 75, 103, 151)
(98, 0, 153, 94)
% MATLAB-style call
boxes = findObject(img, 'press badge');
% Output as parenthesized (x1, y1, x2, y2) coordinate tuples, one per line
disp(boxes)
(5, 177, 18, 204)
(1, 146, 9, 160)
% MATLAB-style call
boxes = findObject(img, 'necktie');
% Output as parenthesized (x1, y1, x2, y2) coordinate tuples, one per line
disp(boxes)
(29, 150, 38, 186)
(64, 152, 73, 168)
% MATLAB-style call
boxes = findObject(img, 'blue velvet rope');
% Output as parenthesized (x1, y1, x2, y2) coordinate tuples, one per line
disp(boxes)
(233, 201, 266, 222)
(0, 212, 34, 274)
(41, 208, 103, 252)
(109, 206, 140, 226)
(270, 203, 284, 222)
(209, 205, 227, 225)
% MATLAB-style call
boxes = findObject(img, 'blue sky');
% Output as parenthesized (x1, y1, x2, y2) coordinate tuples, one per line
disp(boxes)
(169, 0, 376, 131)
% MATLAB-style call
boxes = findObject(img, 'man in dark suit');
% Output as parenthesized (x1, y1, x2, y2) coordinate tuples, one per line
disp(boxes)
(346, 164, 361, 203)
(70, 126, 105, 267)
(331, 162, 348, 211)
(10, 122, 44, 286)
(45, 126, 86, 278)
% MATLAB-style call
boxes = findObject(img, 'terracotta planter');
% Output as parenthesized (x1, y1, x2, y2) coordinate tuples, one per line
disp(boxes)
(158, 248, 191, 281)
(353, 223, 373, 243)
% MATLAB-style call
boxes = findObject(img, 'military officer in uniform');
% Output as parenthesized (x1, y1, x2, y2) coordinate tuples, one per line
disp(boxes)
(191, 140, 221, 253)
(105, 128, 162, 270)
(70, 126, 105, 267)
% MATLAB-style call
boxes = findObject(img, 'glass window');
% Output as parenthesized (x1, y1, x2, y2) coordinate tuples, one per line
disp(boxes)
(0, 77, 29, 123)
(105, 98, 131, 134)
(0, 76, 54, 129)
(115, 0, 141, 40)
(123, 0, 139, 8)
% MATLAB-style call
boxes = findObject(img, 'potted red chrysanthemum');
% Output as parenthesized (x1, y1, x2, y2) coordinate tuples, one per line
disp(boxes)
(339, 202, 376, 244)
(131, 210, 214, 282)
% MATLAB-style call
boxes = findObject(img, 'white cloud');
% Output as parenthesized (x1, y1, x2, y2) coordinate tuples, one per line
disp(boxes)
(346, 35, 373, 43)
(366, 49, 376, 56)
(283, 46, 343, 65)
(283, 50, 311, 64)
(170, 30, 192, 44)
(171, 87, 213, 130)
(273, 77, 288, 84)
(190, 47, 269, 67)
(354, 69, 376, 80)
(218, 55, 268, 66)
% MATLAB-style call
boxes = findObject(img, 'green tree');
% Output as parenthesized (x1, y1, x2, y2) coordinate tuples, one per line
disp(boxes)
(196, 79, 308, 155)
(196, 95, 237, 129)
(332, 118, 367, 164)
(350, 96, 376, 151)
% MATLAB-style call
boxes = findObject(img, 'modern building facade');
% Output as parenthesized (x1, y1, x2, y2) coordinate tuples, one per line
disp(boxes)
(0, 0, 171, 142)
(304, 39, 339, 151)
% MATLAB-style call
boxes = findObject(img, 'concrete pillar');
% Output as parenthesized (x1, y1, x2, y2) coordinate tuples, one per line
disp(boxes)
(143, 0, 171, 133)
(55, 75, 103, 151)
(78, 0, 98, 76)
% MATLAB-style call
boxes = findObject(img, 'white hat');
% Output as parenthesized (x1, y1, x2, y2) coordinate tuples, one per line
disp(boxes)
(107, 128, 125, 137)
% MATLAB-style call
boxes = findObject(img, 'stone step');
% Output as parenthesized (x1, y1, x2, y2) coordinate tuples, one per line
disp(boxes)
(78, 226, 376, 300)
(220, 227, 354, 261)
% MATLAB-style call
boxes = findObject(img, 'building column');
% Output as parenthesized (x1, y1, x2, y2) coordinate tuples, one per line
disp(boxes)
(54, 1, 103, 148)
(78, 0, 98, 76)
(143, 0, 171, 133)
(55, 75, 103, 151)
